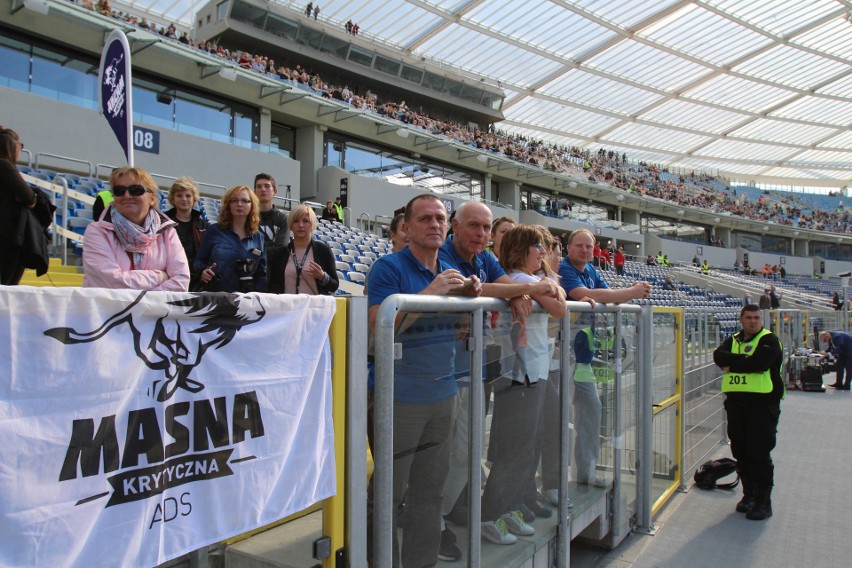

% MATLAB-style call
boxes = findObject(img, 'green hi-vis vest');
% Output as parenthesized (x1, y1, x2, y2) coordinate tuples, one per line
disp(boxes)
(574, 327, 616, 383)
(97, 189, 114, 208)
(722, 328, 780, 394)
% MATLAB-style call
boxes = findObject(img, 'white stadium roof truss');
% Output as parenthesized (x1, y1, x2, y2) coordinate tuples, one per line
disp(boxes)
(120, 0, 851, 185)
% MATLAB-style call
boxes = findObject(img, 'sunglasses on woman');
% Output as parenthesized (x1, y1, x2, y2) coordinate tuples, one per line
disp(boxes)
(112, 184, 148, 197)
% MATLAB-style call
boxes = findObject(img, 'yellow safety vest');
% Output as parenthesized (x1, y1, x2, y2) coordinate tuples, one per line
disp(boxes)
(574, 328, 616, 383)
(722, 328, 779, 394)
(97, 189, 114, 208)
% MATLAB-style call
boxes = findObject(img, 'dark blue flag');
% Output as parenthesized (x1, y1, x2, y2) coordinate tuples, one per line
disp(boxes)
(98, 30, 134, 166)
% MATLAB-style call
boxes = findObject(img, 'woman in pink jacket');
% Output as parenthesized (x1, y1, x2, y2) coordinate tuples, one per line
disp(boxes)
(83, 166, 189, 291)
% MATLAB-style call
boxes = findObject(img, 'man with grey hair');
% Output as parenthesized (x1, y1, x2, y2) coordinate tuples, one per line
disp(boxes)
(438, 201, 562, 551)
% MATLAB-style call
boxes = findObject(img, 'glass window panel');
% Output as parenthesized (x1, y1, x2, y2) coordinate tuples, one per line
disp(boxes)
(230, 0, 266, 27)
(265, 14, 300, 41)
(400, 65, 423, 84)
(374, 56, 400, 76)
(216, 1, 230, 21)
(460, 84, 483, 104)
(0, 40, 30, 92)
(174, 92, 231, 141)
(132, 82, 175, 129)
(296, 26, 324, 51)
(344, 143, 382, 174)
(31, 47, 97, 109)
(812, 242, 852, 262)
(422, 71, 445, 92)
(446, 79, 466, 99)
(347, 46, 373, 67)
(482, 92, 503, 111)
(234, 112, 255, 143)
(380, 152, 416, 177)
(271, 122, 295, 158)
(320, 35, 349, 59)
(325, 138, 343, 168)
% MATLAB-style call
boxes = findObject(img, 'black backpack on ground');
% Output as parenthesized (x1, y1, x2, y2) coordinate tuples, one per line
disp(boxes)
(693, 458, 739, 490)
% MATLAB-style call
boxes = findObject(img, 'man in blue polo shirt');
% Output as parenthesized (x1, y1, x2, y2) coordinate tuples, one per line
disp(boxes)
(437, 202, 562, 550)
(367, 194, 481, 567)
(558, 228, 650, 487)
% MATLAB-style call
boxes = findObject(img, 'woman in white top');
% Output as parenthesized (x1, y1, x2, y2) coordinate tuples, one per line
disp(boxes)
(480, 225, 566, 544)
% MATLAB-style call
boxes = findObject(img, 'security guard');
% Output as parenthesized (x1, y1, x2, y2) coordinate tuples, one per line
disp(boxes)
(572, 320, 620, 487)
(92, 188, 114, 221)
(713, 304, 784, 520)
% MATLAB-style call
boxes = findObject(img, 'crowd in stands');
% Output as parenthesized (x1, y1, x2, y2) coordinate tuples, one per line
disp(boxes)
(83, 1, 850, 236)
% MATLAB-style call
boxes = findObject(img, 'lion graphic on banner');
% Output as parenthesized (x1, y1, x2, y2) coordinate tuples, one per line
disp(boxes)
(44, 292, 267, 401)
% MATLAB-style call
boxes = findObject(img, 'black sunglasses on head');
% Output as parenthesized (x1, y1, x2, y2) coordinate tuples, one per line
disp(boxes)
(112, 184, 148, 197)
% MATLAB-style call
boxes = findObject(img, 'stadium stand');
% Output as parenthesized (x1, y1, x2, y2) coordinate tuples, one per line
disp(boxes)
(2, 2, 852, 567)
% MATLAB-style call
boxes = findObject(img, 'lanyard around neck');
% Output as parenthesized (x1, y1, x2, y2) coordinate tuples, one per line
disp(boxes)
(289, 239, 311, 294)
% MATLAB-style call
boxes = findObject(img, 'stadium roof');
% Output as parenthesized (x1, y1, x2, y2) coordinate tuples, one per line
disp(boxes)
(122, 0, 852, 187)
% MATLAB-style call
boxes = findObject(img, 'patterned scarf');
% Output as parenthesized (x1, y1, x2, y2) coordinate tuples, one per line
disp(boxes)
(110, 207, 162, 269)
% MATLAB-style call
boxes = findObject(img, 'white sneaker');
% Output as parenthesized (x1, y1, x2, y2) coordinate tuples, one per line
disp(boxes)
(544, 488, 574, 509)
(584, 475, 609, 488)
(502, 510, 535, 536)
(481, 518, 517, 545)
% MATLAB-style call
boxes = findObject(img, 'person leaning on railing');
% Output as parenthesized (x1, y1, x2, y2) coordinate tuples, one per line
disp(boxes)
(558, 228, 650, 488)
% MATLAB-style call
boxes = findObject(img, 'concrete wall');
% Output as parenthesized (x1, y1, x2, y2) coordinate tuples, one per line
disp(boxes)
(519, 211, 643, 251)
(1, 87, 298, 198)
(819, 258, 852, 278)
(655, 239, 735, 268)
(737, 248, 813, 276)
(318, 166, 520, 229)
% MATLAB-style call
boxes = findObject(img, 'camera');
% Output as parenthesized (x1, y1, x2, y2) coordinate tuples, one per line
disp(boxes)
(236, 258, 257, 293)
(236, 248, 263, 293)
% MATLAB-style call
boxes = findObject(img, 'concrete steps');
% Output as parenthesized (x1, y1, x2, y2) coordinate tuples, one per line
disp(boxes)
(20, 258, 84, 287)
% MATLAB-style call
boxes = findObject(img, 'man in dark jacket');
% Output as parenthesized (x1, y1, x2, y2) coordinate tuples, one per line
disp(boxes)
(819, 330, 852, 390)
(769, 286, 781, 308)
(758, 288, 772, 310)
(713, 305, 783, 521)
(253, 173, 288, 255)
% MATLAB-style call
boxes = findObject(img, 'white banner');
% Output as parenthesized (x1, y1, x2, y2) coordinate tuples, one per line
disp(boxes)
(0, 287, 337, 567)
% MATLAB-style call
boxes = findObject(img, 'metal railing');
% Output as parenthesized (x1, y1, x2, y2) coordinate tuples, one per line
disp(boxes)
(35, 152, 94, 177)
(371, 296, 655, 567)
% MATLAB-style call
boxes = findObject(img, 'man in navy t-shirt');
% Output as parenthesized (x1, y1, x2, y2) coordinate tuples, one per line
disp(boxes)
(558, 228, 650, 487)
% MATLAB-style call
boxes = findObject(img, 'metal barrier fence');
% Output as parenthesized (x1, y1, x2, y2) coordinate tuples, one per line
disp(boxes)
(680, 308, 729, 489)
(371, 296, 665, 567)
(166, 299, 844, 567)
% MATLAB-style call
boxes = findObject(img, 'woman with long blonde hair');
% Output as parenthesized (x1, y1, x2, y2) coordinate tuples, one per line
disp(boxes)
(194, 185, 266, 292)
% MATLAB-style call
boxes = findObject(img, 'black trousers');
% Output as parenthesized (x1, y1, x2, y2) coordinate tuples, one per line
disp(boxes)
(725, 399, 780, 488)
(0, 243, 24, 285)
